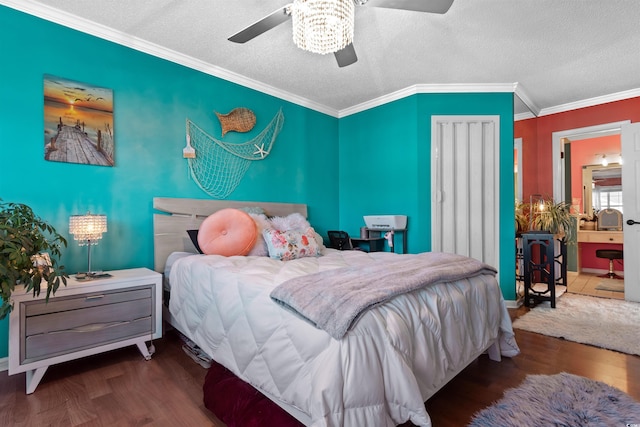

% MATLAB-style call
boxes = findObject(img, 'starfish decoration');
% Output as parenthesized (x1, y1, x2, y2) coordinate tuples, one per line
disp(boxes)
(253, 143, 268, 159)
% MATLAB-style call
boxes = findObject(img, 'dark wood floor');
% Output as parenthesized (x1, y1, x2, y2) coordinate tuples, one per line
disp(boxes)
(1, 307, 639, 426)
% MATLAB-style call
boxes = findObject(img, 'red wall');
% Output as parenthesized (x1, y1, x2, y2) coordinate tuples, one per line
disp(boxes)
(513, 117, 538, 200)
(515, 96, 640, 273)
(515, 96, 640, 201)
(581, 242, 624, 272)
(570, 134, 621, 213)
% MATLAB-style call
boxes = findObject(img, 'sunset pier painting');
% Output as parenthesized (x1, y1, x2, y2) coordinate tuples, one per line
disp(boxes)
(44, 75, 114, 166)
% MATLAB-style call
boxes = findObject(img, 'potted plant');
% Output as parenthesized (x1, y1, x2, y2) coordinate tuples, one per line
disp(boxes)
(530, 199, 574, 241)
(517, 198, 574, 306)
(515, 199, 574, 240)
(0, 199, 68, 320)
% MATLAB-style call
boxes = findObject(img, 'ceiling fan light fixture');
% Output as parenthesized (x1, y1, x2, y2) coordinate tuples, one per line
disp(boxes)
(290, 0, 355, 55)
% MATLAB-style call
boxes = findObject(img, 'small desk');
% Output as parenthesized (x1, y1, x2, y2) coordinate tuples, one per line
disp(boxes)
(577, 230, 623, 244)
(365, 228, 407, 254)
(350, 237, 385, 252)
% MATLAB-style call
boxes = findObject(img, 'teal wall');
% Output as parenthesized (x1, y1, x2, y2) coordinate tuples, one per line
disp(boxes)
(339, 96, 420, 254)
(0, 6, 339, 358)
(0, 6, 516, 360)
(339, 93, 516, 300)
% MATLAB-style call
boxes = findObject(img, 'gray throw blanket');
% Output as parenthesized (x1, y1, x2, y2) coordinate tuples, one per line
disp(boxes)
(270, 252, 497, 339)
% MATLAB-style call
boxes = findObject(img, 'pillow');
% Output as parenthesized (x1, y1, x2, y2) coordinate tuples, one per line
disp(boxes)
(263, 227, 321, 261)
(269, 213, 311, 232)
(238, 206, 266, 216)
(313, 231, 326, 253)
(197, 208, 257, 256)
(247, 213, 271, 257)
(187, 229, 203, 254)
(267, 212, 325, 254)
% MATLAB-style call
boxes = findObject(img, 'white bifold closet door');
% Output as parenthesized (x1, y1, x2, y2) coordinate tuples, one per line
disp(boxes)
(431, 116, 501, 275)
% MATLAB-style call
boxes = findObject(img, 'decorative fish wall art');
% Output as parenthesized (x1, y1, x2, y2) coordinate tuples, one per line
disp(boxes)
(215, 107, 256, 136)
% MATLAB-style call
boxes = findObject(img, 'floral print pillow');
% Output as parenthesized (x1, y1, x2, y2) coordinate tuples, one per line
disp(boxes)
(263, 227, 321, 261)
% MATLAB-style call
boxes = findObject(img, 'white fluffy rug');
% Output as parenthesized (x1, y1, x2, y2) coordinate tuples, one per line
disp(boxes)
(513, 293, 640, 355)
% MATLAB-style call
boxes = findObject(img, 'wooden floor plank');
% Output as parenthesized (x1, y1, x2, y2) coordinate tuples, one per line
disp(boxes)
(1, 308, 638, 426)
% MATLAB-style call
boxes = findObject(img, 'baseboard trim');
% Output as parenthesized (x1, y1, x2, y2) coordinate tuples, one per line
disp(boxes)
(581, 268, 615, 276)
(505, 299, 522, 309)
(0, 357, 8, 372)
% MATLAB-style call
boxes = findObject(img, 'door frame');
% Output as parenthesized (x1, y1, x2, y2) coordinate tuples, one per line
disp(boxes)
(552, 120, 630, 293)
(552, 120, 630, 203)
(515, 137, 523, 202)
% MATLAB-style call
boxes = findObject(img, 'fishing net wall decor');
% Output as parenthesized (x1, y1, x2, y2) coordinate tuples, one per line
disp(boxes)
(185, 109, 284, 199)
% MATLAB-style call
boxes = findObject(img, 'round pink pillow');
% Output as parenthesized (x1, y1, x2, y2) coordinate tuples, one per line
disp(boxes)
(197, 208, 257, 256)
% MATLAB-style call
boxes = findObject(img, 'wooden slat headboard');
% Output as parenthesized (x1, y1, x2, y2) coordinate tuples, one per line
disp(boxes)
(153, 197, 308, 272)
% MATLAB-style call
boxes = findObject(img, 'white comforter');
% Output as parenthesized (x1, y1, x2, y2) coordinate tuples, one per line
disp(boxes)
(169, 249, 518, 427)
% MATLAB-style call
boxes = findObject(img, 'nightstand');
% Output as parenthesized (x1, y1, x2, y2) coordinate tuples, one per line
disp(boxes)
(8, 268, 162, 394)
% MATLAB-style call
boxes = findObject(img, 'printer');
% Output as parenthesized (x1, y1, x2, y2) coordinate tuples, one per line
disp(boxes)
(363, 215, 407, 230)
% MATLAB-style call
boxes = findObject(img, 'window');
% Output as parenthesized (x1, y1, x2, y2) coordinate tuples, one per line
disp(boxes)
(594, 186, 623, 213)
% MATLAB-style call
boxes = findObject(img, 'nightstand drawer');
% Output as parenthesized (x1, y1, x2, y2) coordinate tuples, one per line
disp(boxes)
(25, 287, 151, 317)
(24, 315, 152, 362)
(22, 286, 154, 363)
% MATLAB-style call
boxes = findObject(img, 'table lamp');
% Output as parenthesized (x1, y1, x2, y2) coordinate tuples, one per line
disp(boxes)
(69, 213, 107, 276)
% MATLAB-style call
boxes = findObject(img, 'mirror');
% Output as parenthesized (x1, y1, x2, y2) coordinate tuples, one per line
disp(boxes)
(582, 164, 622, 218)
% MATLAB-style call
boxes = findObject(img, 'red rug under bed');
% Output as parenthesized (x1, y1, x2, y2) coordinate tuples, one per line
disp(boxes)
(203, 359, 304, 427)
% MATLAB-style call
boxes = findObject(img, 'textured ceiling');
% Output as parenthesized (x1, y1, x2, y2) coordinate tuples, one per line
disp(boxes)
(4, 0, 640, 117)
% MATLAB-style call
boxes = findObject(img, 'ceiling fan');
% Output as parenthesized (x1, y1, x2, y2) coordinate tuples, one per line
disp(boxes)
(228, 0, 454, 68)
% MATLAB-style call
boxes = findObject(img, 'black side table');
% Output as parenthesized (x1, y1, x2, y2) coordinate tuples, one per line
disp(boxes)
(523, 232, 556, 308)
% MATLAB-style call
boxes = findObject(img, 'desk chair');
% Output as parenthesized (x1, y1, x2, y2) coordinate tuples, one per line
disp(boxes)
(327, 230, 353, 251)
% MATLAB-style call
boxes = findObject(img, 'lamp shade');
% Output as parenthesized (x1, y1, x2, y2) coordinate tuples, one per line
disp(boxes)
(69, 213, 107, 244)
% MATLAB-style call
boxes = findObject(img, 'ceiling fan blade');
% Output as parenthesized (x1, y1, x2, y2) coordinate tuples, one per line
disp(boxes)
(228, 7, 291, 43)
(360, 0, 454, 14)
(334, 43, 358, 67)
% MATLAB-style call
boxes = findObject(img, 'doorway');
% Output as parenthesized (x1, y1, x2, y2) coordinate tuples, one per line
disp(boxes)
(552, 120, 630, 299)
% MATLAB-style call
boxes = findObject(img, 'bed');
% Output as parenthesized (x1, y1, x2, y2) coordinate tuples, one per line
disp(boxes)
(153, 197, 519, 427)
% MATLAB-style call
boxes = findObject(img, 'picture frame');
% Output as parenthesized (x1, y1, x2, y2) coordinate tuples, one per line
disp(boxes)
(43, 75, 115, 166)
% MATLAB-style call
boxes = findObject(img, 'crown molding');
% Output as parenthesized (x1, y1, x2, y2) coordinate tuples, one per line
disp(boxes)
(514, 84, 540, 117)
(514, 111, 536, 121)
(0, 0, 339, 117)
(5, 0, 637, 121)
(4, 0, 517, 119)
(338, 83, 517, 118)
(538, 88, 640, 117)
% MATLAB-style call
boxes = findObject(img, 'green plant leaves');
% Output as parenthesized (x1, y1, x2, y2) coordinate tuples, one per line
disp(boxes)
(0, 199, 68, 319)
(516, 199, 574, 241)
